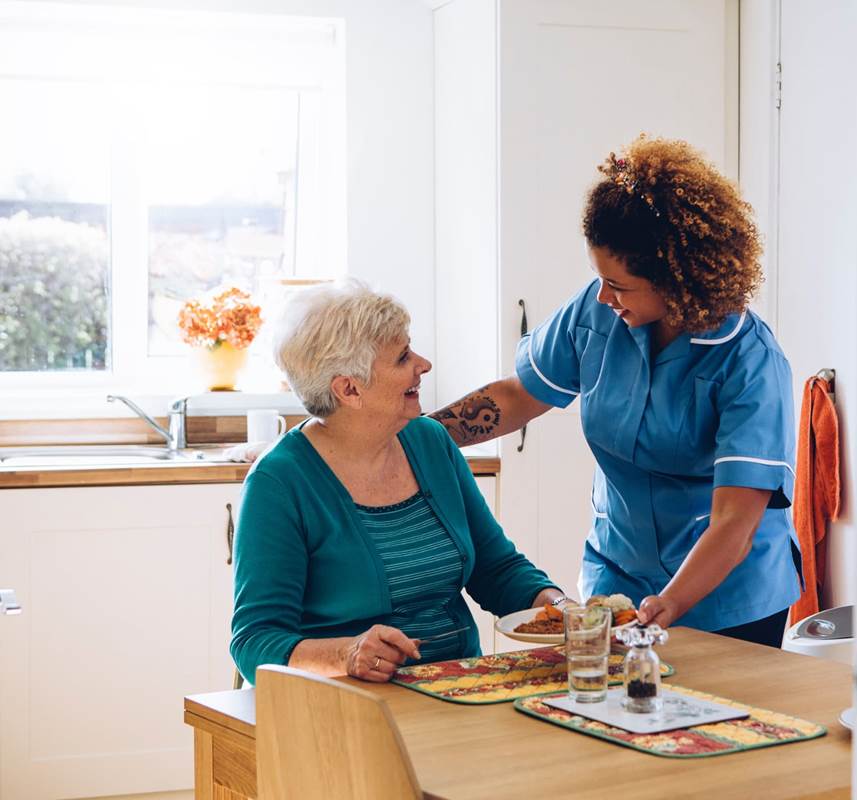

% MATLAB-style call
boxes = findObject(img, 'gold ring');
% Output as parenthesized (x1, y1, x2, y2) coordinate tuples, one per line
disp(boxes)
(373, 656, 381, 669)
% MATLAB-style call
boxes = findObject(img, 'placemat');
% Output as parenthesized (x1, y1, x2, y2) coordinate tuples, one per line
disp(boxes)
(391, 645, 673, 704)
(514, 684, 826, 757)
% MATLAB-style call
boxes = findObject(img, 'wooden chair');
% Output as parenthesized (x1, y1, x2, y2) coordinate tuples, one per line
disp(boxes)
(255, 665, 424, 800)
(232, 666, 244, 690)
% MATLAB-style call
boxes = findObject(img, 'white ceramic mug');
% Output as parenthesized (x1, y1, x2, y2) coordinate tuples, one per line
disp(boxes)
(246, 409, 286, 443)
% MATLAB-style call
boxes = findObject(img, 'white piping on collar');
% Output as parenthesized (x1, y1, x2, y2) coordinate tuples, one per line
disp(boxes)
(527, 336, 579, 396)
(690, 310, 747, 346)
(714, 455, 796, 477)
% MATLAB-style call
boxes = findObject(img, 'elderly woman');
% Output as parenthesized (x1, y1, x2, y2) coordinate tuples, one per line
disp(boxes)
(230, 280, 565, 684)
(432, 136, 801, 648)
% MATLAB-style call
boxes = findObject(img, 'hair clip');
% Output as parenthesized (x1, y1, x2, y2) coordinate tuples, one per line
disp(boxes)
(605, 153, 662, 218)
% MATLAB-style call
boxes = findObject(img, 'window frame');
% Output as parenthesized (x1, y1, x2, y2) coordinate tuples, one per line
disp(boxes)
(0, 2, 346, 406)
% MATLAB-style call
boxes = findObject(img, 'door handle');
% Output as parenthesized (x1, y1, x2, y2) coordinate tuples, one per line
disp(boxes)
(226, 503, 235, 565)
(1, 589, 21, 615)
(518, 298, 528, 452)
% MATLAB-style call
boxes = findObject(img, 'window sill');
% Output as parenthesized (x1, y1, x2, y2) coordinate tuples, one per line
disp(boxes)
(0, 390, 307, 421)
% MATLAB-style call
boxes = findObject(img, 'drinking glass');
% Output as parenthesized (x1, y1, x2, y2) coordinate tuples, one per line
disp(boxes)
(563, 605, 611, 703)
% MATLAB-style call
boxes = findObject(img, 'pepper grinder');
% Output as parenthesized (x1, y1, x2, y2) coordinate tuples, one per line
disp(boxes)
(615, 623, 669, 713)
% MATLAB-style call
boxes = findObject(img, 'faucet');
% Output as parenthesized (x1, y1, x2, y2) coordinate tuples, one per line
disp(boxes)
(107, 395, 189, 452)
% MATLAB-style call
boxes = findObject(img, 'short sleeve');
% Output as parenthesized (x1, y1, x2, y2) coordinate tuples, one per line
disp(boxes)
(515, 281, 596, 408)
(713, 347, 796, 508)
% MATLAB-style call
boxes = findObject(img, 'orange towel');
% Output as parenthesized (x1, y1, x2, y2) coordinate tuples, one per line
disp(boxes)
(789, 376, 840, 625)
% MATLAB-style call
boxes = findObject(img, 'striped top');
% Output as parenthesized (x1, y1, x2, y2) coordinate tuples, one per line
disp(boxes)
(355, 491, 465, 663)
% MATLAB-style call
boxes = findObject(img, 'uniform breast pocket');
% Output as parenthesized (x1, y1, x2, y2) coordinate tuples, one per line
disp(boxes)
(676, 377, 720, 468)
(575, 327, 607, 393)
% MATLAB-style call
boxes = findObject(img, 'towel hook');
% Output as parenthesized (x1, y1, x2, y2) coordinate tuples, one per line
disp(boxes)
(816, 368, 835, 400)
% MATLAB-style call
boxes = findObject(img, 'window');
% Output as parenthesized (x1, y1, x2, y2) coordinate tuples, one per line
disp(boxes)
(0, 78, 111, 373)
(143, 85, 301, 357)
(0, 3, 346, 392)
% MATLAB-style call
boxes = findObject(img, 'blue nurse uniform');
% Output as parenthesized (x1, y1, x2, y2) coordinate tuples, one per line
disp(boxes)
(515, 279, 801, 631)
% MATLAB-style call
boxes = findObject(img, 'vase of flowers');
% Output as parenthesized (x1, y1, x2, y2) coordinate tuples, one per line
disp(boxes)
(178, 287, 262, 391)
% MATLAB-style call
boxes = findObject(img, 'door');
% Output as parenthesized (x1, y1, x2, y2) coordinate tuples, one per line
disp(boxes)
(498, 0, 739, 596)
(775, 0, 857, 611)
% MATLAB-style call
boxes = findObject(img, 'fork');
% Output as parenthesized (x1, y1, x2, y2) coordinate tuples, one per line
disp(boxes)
(415, 626, 469, 643)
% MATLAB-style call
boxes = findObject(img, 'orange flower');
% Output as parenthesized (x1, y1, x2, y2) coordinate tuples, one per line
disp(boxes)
(178, 287, 262, 350)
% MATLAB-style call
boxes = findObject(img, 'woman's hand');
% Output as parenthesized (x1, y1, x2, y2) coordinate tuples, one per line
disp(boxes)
(637, 594, 681, 628)
(639, 487, 772, 627)
(344, 624, 421, 683)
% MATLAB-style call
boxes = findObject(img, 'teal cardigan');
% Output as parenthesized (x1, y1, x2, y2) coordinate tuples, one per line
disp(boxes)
(230, 416, 557, 683)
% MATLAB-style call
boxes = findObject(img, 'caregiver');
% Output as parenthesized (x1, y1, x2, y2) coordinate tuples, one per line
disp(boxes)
(431, 135, 801, 648)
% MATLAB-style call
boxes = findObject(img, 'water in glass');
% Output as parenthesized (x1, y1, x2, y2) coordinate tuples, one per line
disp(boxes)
(564, 605, 611, 703)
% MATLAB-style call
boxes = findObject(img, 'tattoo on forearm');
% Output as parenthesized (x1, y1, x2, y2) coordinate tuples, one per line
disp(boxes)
(430, 390, 501, 446)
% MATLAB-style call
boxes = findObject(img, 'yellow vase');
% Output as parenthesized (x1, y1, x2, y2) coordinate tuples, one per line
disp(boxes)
(194, 342, 249, 391)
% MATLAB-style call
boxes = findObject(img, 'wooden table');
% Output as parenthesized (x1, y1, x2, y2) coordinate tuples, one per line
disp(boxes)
(184, 628, 853, 800)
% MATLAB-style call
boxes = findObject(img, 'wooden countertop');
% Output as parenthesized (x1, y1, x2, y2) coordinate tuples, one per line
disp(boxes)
(184, 627, 853, 800)
(0, 452, 500, 489)
(0, 414, 499, 488)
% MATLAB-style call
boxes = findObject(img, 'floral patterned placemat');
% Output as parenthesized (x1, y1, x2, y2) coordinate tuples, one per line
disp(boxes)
(391, 645, 673, 705)
(514, 685, 826, 757)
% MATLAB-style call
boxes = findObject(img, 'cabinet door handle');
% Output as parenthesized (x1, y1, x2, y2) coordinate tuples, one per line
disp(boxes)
(517, 299, 529, 453)
(0, 589, 22, 615)
(225, 503, 235, 565)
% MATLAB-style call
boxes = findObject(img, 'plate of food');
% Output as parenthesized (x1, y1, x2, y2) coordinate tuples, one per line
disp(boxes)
(495, 594, 640, 645)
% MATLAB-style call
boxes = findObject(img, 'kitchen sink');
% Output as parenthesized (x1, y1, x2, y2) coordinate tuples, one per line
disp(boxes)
(0, 445, 224, 468)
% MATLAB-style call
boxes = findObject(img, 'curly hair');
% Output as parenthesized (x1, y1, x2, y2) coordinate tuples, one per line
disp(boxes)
(582, 135, 763, 332)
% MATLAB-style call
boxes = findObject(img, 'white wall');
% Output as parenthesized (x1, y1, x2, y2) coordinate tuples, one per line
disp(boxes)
(44, 0, 438, 407)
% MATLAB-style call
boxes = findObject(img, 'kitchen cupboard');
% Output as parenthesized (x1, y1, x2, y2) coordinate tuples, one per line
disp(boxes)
(0, 475, 498, 800)
(468, 475, 498, 654)
(435, 0, 739, 599)
(0, 483, 241, 800)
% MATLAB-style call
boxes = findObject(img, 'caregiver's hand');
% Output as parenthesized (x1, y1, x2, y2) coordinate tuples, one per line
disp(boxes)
(637, 594, 681, 628)
(344, 624, 421, 683)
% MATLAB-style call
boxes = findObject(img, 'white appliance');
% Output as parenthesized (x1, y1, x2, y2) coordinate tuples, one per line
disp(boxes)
(782, 604, 854, 665)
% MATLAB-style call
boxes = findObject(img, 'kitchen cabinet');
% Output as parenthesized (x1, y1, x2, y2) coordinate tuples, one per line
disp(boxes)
(435, 0, 739, 599)
(467, 475, 498, 654)
(0, 474, 499, 800)
(0, 483, 240, 800)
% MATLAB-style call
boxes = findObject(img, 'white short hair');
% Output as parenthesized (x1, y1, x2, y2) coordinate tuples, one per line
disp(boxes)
(270, 278, 410, 417)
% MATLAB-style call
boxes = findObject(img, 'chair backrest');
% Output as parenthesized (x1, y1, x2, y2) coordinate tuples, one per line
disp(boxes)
(255, 665, 422, 800)
(232, 666, 244, 690)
